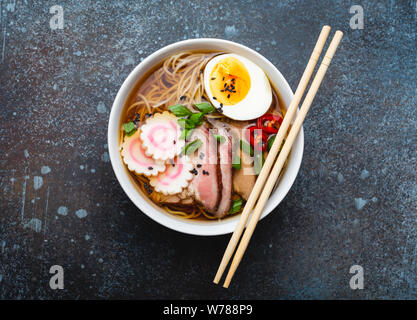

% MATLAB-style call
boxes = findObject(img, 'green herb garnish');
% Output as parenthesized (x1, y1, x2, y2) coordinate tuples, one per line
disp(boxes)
(179, 128, 194, 140)
(214, 134, 226, 144)
(123, 121, 137, 136)
(171, 102, 215, 134)
(171, 103, 215, 133)
(267, 135, 276, 151)
(232, 155, 241, 169)
(240, 139, 254, 156)
(186, 129, 194, 140)
(195, 102, 216, 114)
(169, 104, 193, 117)
(177, 118, 195, 130)
(228, 198, 243, 215)
(253, 152, 264, 175)
(189, 112, 204, 127)
(179, 129, 187, 140)
(183, 139, 203, 155)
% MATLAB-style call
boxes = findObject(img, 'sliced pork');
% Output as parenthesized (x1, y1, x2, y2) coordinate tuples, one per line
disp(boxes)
(187, 126, 220, 212)
(232, 158, 256, 200)
(229, 125, 256, 200)
(158, 124, 234, 217)
(213, 126, 233, 218)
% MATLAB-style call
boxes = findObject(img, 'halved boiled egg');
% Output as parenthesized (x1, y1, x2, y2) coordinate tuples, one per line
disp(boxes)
(203, 54, 272, 121)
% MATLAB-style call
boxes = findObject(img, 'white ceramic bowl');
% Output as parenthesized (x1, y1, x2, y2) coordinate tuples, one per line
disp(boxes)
(108, 39, 303, 236)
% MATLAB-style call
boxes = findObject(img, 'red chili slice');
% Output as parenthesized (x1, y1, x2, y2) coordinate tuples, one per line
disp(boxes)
(257, 113, 283, 134)
(245, 125, 268, 152)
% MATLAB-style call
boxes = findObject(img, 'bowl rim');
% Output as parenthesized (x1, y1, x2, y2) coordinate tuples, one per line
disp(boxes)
(108, 38, 304, 236)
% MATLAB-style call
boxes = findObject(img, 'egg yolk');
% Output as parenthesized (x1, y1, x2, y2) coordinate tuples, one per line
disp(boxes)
(209, 57, 251, 106)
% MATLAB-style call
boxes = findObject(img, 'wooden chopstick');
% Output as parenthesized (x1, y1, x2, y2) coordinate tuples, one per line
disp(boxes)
(222, 30, 344, 288)
(213, 25, 332, 285)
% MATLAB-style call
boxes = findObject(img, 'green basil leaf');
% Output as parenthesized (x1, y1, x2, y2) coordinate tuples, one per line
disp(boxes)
(267, 135, 276, 151)
(195, 102, 216, 114)
(184, 139, 203, 155)
(169, 104, 193, 117)
(240, 139, 254, 156)
(228, 198, 243, 215)
(177, 118, 195, 130)
(253, 152, 264, 175)
(232, 155, 241, 169)
(186, 128, 194, 140)
(123, 121, 137, 136)
(189, 112, 204, 127)
(180, 128, 194, 140)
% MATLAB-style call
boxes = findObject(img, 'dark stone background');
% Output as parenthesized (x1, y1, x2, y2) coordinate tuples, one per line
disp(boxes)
(0, 0, 416, 299)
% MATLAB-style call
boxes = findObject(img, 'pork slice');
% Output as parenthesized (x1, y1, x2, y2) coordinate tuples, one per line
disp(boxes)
(187, 126, 220, 212)
(213, 126, 233, 218)
(229, 126, 256, 200)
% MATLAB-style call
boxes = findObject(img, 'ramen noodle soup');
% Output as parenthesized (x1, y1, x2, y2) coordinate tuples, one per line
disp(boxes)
(120, 51, 288, 220)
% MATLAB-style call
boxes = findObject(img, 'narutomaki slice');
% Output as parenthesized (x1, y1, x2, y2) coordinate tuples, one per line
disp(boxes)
(149, 156, 193, 195)
(121, 131, 166, 176)
(140, 111, 184, 161)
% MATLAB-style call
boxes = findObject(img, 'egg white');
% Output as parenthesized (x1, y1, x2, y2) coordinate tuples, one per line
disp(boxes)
(203, 53, 272, 121)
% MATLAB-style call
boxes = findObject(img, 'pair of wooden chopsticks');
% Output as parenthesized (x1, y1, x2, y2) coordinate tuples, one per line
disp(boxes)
(214, 26, 343, 288)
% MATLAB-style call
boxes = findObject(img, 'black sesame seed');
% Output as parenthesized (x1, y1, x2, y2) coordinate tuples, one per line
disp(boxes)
(211, 77, 216, 80)
(227, 94, 230, 98)
(145, 113, 152, 118)
(180, 95, 186, 100)
(224, 83, 227, 88)
(222, 77, 225, 81)
(220, 103, 223, 107)
(144, 183, 153, 194)
(220, 90, 224, 92)
(173, 140, 176, 145)
(213, 96, 217, 100)
(148, 166, 153, 170)
(197, 164, 202, 168)
(133, 113, 140, 124)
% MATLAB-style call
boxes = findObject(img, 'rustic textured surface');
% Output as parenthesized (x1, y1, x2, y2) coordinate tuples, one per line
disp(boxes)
(0, 0, 416, 299)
